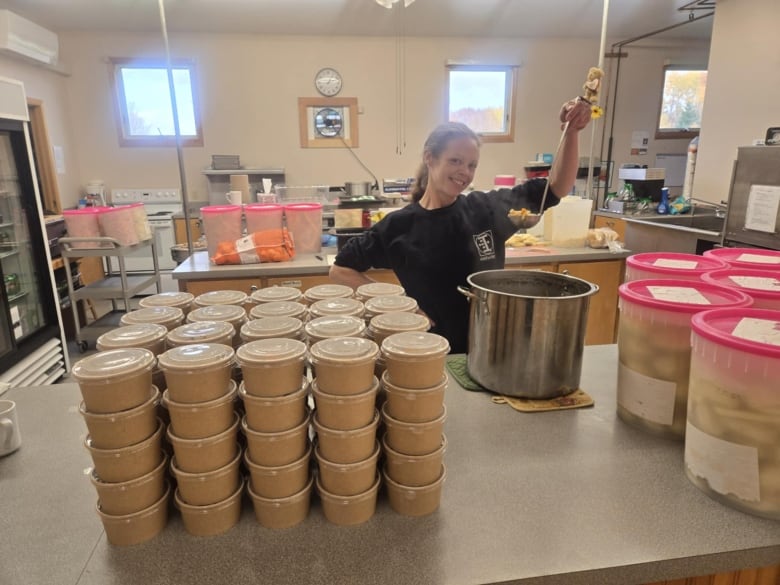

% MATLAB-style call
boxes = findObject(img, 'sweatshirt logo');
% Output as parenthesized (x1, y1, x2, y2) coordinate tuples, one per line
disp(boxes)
(473, 230, 496, 261)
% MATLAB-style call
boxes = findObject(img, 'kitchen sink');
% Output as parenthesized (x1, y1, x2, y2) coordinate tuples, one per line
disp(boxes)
(622, 211, 725, 254)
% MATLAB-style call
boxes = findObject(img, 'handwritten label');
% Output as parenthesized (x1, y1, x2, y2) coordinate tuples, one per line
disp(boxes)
(736, 252, 780, 264)
(732, 317, 780, 346)
(617, 363, 676, 425)
(744, 184, 780, 233)
(647, 285, 710, 304)
(729, 275, 780, 291)
(685, 422, 760, 503)
(652, 258, 699, 269)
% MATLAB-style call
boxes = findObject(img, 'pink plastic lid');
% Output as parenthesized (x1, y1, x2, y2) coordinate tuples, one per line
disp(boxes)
(283, 203, 322, 212)
(701, 268, 780, 302)
(618, 278, 753, 314)
(201, 205, 242, 214)
(63, 207, 108, 215)
(244, 204, 282, 213)
(703, 247, 780, 271)
(691, 308, 780, 358)
(626, 252, 727, 276)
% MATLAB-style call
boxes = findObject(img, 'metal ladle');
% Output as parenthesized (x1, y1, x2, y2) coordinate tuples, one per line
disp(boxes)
(509, 121, 571, 230)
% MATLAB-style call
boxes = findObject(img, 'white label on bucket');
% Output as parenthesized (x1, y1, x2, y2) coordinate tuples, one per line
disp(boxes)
(732, 317, 780, 346)
(647, 286, 710, 305)
(652, 258, 699, 269)
(729, 275, 780, 291)
(736, 253, 780, 264)
(685, 422, 760, 503)
(617, 363, 676, 426)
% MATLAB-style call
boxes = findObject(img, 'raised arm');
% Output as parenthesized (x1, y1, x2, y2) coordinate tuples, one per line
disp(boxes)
(329, 263, 376, 290)
(548, 98, 592, 199)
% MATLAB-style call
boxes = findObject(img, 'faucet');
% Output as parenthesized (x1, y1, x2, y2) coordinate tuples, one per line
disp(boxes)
(688, 198, 728, 218)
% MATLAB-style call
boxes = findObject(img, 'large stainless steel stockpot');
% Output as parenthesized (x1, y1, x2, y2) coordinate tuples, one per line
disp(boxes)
(459, 269, 598, 399)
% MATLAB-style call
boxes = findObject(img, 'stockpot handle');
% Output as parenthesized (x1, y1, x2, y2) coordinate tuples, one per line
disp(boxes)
(457, 285, 489, 316)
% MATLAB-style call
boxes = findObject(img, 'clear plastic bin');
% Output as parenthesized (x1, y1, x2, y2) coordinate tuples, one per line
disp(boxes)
(62, 207, 110, 248)
(98, 206, 140, 246)
(284, 203, 323, 254)
(274, 185, 329, 203)
(201, 205, 243, 261)
(245, 204, 283, 234)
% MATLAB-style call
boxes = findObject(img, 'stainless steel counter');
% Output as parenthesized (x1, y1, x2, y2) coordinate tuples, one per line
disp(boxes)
(1, 345, 778, 585)
(172, 247, 630, 281)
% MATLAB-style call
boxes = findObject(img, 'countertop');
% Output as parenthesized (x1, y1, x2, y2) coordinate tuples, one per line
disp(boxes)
(1, 345, 778, 585)
(172, 247, 630, 280)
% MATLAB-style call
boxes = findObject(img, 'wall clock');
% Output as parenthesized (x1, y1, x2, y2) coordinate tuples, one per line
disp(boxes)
(314, 67, 343, 97)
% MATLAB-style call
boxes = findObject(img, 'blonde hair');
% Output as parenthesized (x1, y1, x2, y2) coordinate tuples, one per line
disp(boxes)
(411, 122, 480, 202)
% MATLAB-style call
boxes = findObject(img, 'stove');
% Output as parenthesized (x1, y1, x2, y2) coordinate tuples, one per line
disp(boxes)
(108, 188, 183, 293)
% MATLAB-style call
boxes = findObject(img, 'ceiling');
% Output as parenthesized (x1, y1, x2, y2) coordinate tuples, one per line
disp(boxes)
(1, 0, 713, 41)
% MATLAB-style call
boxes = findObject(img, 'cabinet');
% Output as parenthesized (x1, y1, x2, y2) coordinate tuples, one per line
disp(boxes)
(60, 238, 161, 351)
(593, 214, 627, 241)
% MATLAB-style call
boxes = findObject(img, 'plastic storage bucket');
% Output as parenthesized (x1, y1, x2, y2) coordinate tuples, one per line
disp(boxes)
(704, 247, 780, 271)
(283, 203, 322, 254)
(201, 205, 243, 261)
(701, 268, 780, 310)
(62, 207, 109, 248)
(617, 279, 753, 439)
(625, 252, 728, 283)
(98, 205, 140, 246)
(245, 203, 283, 233)
(685, 307, 780, 519)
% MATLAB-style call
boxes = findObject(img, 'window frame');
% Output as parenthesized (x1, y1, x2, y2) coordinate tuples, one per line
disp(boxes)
(655, 64, 707, 140)
(109, 57, 204, 147)
(445, 64, 518, 144)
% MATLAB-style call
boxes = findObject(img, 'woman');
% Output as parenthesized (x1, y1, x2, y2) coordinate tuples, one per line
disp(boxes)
(329, 99, 593, 353)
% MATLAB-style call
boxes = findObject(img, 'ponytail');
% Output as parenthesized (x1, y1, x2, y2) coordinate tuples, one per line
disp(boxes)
(411, 122, 480, 203)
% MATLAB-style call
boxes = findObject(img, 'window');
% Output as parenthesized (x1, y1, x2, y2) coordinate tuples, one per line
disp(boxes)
(446, 65, 517, 143)
(110, 58, 203, 147)
(656, 66, 707, 139)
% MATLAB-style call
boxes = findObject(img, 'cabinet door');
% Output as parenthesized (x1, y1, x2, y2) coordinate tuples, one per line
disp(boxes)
(558, 260, 623, 345)
(174, 218, 203, 245)
(593, 215, 626, 241)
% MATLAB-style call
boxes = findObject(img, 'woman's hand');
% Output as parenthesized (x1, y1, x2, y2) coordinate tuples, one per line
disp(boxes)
(559, 98, 592, 131)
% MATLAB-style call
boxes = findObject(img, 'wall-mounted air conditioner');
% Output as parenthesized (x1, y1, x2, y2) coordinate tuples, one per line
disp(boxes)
(0, 9, 59, 66)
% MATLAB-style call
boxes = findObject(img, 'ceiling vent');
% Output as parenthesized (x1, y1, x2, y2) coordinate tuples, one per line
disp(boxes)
(0, 10, 59, 66)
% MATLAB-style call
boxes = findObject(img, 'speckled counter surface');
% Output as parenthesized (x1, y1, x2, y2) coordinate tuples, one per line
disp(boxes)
(2, 345, 778, 585)
(172, 246, 630, 281)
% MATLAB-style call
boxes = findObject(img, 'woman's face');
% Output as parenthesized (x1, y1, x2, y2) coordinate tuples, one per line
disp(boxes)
(425, 136, 480, 203)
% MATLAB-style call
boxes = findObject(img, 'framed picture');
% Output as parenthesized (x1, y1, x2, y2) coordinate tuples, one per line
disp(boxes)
(298, 97, 359, 148)
(765, 127, 780, 146)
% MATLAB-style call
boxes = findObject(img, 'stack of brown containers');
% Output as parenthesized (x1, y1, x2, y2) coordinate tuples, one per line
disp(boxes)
(309, 336, 381, 526)
(74, 348, 169, 546)
(237, 338, 313, 529)
(157, 343, 243, 536)
(380, 332, 449, 516)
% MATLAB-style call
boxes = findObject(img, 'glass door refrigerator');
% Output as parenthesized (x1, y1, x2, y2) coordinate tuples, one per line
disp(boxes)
(0, 76, 67, 390)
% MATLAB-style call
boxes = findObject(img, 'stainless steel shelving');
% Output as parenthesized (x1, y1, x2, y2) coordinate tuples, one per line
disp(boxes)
(59, 236, 161, 351)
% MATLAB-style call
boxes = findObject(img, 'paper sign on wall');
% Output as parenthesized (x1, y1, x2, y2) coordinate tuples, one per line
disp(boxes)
(744, 184, 780, 233)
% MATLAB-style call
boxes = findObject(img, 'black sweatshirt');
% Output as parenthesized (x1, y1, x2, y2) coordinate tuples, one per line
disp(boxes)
(333, 179, 560, 353)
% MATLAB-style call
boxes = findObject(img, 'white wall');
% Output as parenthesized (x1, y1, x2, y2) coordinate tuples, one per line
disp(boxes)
(695, 0, 780, 205)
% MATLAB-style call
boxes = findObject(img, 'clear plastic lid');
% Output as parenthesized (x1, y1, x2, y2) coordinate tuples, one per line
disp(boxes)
(364, 295, 419, 315)
(96, 323, 168, 350)
(119, 306, 184, 326)
(381, 331, 450, 359)
(369, 311, 430, 335)
(138, 291, 195, 310)
(305, 315, 366, 339)
(250, 286, 303, 304)
(157, 343, 235, 371)
(309, 298, 364, 318)
(193, 289, 248, 307)
(187, 304, 247, 324)
(303, 284, 354, 302)
(356, 282, 405, 299)
(236, 338, 307, 366)
(249, 301, 307, 320)
(72, 348, 156, 381)
(166, 321, 235, 345)
(240, 316, 303, 340)
(309, 337, 379, 365)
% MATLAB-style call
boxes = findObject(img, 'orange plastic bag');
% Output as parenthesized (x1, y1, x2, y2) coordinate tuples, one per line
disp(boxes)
(211, 228, 295, 265)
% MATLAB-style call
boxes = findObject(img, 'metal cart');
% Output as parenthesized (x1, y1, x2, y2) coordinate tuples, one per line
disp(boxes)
(59, 237, 161, 352)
